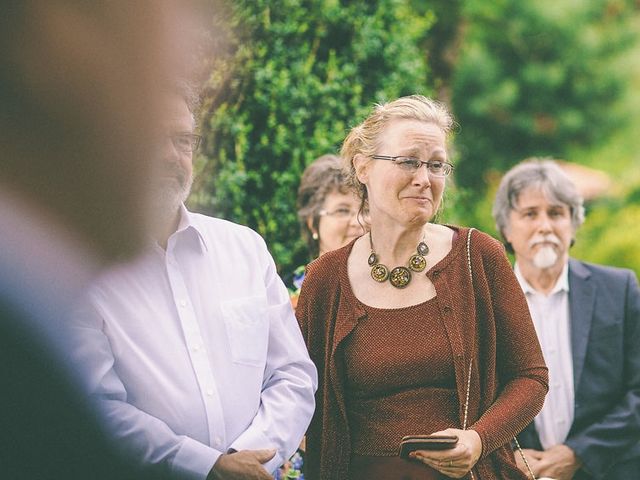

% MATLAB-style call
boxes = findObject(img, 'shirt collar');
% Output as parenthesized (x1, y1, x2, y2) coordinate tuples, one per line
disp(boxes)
(172, 204, 209, 253)
(514, 261, 569, 296)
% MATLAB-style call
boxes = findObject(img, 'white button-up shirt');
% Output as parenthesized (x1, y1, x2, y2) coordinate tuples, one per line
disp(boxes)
(515, 263, 574, 449)
(70, 207, 317, 479)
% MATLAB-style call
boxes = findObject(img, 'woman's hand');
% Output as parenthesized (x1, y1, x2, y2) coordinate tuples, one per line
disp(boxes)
(409, 428, 482, 479)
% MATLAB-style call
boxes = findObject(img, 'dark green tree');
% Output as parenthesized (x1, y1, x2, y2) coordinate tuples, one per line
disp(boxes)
(193, 0, 435, 272)
(451, 0, 637, 209)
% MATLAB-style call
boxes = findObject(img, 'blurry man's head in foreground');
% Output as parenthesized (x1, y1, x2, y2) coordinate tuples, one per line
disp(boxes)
(148, 89, 201, 232)
(0, 0, 207, 263)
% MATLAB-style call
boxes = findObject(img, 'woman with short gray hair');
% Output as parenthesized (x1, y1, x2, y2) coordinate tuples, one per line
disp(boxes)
(297, 154, 366, 260)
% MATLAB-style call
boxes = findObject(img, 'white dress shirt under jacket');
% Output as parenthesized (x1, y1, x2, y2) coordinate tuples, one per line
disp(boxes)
(515, 263, 574, 450)
(70, 207, 317, 480)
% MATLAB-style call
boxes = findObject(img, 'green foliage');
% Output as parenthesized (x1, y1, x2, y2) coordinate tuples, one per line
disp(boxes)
(573, 195, 640, 276)
(194, 0, 435, 272)
(193, 0, 640, 278)
(451, 0, 637, 204)
(445, 0, 640, 276)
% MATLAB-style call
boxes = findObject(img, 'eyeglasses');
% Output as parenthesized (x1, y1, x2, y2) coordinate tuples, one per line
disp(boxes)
(319, 207, 359, 220)
(371, 155, 453, 177)
(170, 133, 202, 153)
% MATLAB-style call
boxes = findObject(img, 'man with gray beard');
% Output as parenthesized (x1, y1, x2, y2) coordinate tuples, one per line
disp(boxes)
(70, 91, 317, 480)
(0, 1, 202, 478)
(492, 159, 640, 480)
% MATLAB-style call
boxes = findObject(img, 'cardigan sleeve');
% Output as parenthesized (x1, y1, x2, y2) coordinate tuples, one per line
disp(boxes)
(294, 259, 329, 480)
(295, 258, 326, 367)
(469, 237, 549, 457)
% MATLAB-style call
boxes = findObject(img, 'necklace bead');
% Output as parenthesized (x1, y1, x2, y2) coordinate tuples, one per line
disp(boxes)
(417, 241, 429, 256)
(368, 232, 428, 289)
(370, 264, 389, 282)
(389, 266, 411, 288)
(409, 254, 427, 272)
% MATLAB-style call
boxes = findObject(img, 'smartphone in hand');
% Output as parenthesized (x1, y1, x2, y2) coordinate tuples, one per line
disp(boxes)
(398, 434, 459, 459)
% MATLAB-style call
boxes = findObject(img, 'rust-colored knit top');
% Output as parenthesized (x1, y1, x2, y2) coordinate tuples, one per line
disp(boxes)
(344, 297, 458, 455)
(297, 226, 549, 480)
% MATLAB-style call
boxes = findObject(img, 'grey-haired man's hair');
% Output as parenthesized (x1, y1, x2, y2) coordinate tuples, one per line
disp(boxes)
(492, 158, 585, 250)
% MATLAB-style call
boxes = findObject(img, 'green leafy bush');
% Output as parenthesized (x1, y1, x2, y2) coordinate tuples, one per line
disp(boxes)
(451, 0, 636, 201)
(193, 0, 435, 272)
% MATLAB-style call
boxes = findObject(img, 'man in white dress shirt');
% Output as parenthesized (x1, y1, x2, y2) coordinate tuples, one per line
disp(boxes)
(70, 90, 317, 480)
(493, 159, 640, 480)
(0, 2, 199, 478)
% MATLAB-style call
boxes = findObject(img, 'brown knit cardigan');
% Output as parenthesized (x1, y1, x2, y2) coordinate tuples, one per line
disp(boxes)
(296, 227, 549, 480)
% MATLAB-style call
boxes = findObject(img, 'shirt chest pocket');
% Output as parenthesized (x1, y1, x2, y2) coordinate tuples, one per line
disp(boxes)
(221, 296, 269, 367)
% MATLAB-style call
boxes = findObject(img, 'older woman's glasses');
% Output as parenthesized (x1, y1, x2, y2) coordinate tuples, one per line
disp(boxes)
(319, 207, 358, 220)
(171, 132, 202, 153)
(371, 155, 453, 177)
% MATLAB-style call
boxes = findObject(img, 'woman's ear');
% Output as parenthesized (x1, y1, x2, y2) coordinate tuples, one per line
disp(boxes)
(306, 216, 316, 237)
(353, 153, 370, 184)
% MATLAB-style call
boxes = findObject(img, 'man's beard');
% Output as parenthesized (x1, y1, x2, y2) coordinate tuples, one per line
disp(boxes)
(532, 245, 559, 269)
(528, 234, 562, 270)
(149, 164, 193, 229)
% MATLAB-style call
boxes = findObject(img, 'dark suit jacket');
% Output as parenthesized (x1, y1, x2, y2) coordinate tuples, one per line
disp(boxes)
(0, 297, 164, 479)
(517, 259, 640, 479)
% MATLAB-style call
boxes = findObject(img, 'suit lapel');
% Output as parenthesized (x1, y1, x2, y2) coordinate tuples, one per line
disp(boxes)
(568, 259, 595, 393)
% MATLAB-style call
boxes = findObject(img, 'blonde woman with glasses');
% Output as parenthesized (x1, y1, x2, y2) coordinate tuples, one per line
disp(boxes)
(296, 95, 548, 480)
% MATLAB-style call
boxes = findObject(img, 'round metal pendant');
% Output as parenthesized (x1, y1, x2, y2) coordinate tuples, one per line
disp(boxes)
(409, 254, 427, 272)
(368, 252, 378, 267)
(370, 264, 389, 282)
(389, 266, 411, 288)
(417, 241, 429, 256)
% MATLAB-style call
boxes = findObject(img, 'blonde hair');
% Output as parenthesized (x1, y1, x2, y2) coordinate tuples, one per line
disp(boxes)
(340, 95, 454, 204)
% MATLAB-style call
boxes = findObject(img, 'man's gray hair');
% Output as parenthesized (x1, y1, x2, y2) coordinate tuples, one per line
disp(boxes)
(492, 158, 585, 248)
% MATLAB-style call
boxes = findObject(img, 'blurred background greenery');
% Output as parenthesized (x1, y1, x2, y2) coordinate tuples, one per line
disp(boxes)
(191, 0, 640, 277)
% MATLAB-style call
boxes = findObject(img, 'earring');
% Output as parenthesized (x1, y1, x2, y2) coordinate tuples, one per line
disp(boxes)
(312, 232, 318, 240)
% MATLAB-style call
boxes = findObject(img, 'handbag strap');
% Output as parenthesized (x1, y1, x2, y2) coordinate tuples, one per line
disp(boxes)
(462, 227, 474, 431)
(463, 228, 536, 480)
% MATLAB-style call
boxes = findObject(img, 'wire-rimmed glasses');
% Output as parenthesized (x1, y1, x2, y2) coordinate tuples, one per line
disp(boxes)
(371, 155, 453, 177)
(318, 207, 359, 220)
(171, 132, 202, 153)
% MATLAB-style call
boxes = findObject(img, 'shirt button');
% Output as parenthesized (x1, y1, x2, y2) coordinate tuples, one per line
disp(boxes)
(432, 271, 440, 278)
(206, 388, 214, 396)
(193, 344, 200, 352)
(443, 306, 452, 314)
(179, 299, 187, 307)
(215, 437, 222, 446)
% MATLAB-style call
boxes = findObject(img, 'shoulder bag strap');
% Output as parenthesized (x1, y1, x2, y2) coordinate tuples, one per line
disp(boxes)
(463, 228, 536, 480)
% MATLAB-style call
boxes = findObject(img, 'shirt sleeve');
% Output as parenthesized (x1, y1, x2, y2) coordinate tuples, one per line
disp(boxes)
(68, 299, 221, 480)
(228, 235, 318, 474)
